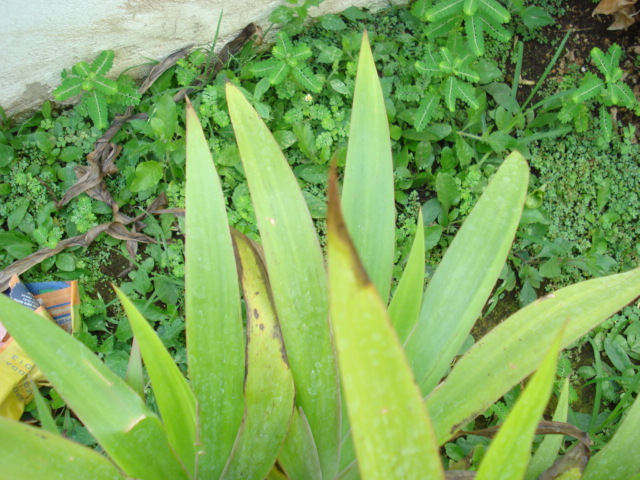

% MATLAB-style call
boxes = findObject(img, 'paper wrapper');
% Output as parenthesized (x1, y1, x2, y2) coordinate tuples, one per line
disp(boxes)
(0, 275, 80, 419)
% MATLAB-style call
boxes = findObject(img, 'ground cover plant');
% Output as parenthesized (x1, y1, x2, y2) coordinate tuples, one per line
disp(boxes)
(2, 33, 640, 479)
(0, 0, 639, 474)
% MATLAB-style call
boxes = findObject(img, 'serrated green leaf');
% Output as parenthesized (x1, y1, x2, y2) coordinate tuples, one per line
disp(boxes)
(464, 0, 479, 15)
(427, 15, 461, 38)
(71, 61, 91, 77)
(443, 76, 458, 111)
(414, 93, 440, 132)
(269, 62, 291, 85)
(456, 80, 479, 109)
(291, 43, 313, 64)
(84, 92, 109, 129)
(426, 0, 464, 21)
(466, 15, 485, 56)
(91, 50, 115, 75)
(53, 76, 84, 101)
(572, 74, 605, 103)
(590, 47, 608, 77)
(92, 75, 118, 96)
(481, 17, 512, 42)
(611, 82, 636, 108)
(291, 65, 323, 93)
(600, 106, 613, 143)
(478, 0, 510, 23)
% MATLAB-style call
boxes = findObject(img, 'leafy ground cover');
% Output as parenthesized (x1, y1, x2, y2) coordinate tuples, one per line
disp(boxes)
(1, 0, 639, 470)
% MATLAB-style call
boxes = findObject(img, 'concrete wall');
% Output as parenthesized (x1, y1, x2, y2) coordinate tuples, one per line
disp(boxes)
(0, 0, 403, 119)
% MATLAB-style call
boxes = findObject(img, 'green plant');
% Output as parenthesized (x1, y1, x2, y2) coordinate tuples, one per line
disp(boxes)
(558, 44, 640, 143)
(53, 50, 141, 129)
(251, 31, 324, 93)
(2, 33, 640, 479)
(412, 0, 512, 56)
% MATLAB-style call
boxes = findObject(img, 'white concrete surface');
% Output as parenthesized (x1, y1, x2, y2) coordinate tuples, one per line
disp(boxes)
(0, 0, 404, 119)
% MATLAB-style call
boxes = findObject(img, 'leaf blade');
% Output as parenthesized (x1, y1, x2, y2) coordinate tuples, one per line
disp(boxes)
(185, 98, 245, 478)
(341, 31, 395, 303)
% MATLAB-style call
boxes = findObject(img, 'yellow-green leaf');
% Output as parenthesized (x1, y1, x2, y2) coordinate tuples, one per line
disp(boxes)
(428, 266, 640, 445)
(115, 286, 197, 477)
(227, 83, 340, 477)
(328, 170, 445, 479)
(0, 295, 188, 479)
(0, 416, 125, 480)
(221, 230, 295, 480)
(388, 210, 425, 343)
(475, 326, 563, 479)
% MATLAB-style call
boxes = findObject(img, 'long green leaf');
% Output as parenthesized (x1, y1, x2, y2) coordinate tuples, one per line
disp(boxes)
(341, 31, 395, 303)
(328, 170, 445, 479)
(0, 416, 124, 480)
(227, 83, 340, 478)
(221, 231, 296, 480)
(582, 390, 640, 479)
(114, 286, 197, 477)
(475, 326, 563, 479)
(279, 408, 323, 480)
(404, 151, 529, 395)
(388, 210, 425, 344)
(185, 98, 244, 478)
(526, 378, 570, 480)
(0, 296, 188, 479)
(427, 266, 640, 445)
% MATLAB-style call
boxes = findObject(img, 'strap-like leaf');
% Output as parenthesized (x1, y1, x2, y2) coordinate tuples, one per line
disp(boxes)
(404, 151, 529, 395)
(227, 83, 340, 478)
(341, 31, 395, 302)
(185, 99, 245, 478)
(582, 389, 640, 479)
(0, 295, 189, 479)
(278, 408, 323, 480)
(328, 169, 445, 479)
(221, 230, 295, 480)
(475, 326, 564, 479)
(389, 210, 426, 343)
(427, 266, 640, 445)
(0, 417, 125, 480)
(115, 286, 197, 477)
